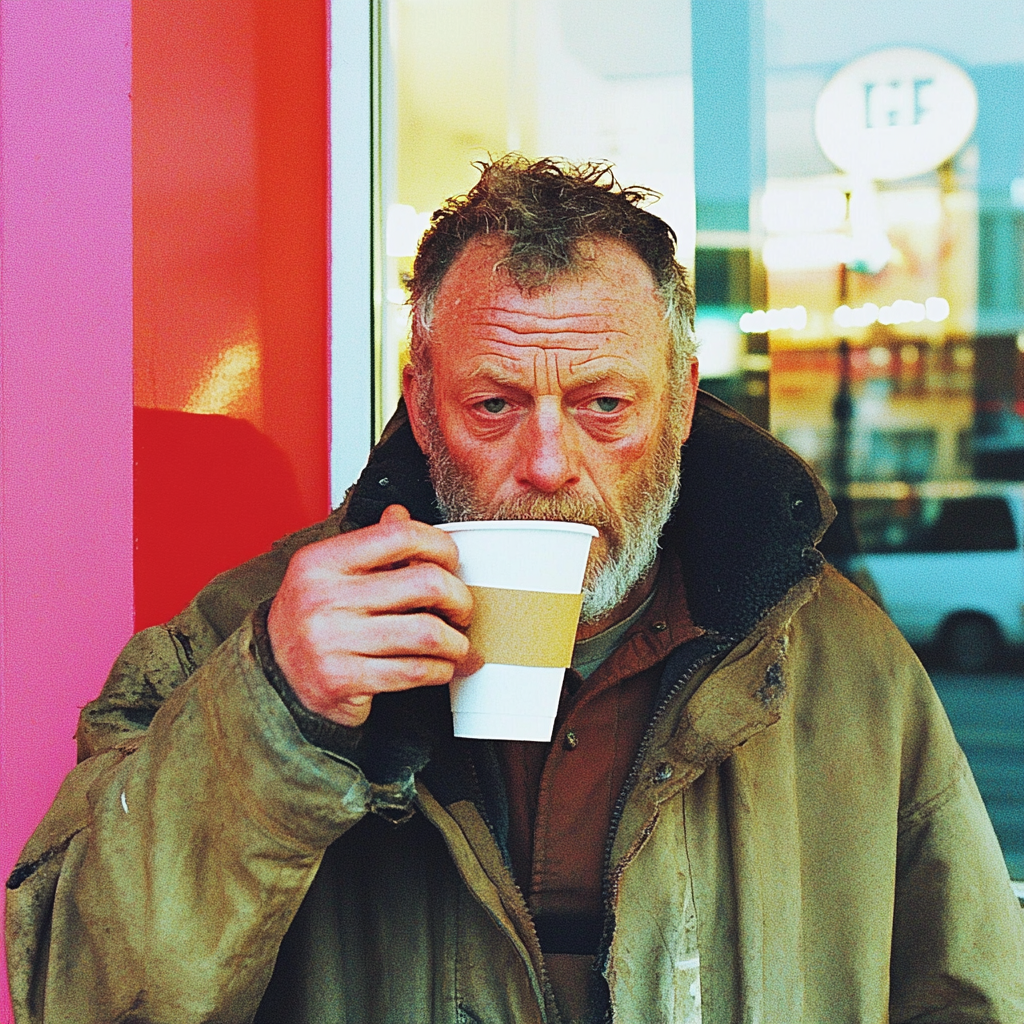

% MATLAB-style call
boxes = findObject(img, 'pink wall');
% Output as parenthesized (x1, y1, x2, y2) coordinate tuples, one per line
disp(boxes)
(0, 1, 135, 1010)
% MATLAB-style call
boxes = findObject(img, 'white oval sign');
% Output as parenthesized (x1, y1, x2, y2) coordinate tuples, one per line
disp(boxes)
(815, 48, 977, 180)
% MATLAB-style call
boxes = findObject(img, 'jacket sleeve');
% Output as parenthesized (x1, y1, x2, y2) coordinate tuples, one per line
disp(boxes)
(888, 677, 1024, 1023)
(795, 570, 1024, 1021)
(3, 509, 408, 1024)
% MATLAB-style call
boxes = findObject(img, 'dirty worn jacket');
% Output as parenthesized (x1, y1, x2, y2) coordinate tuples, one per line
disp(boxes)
(7, 394, 1024, 1023)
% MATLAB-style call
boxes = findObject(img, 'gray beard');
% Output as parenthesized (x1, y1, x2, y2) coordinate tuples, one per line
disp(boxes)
(424, 414, 683, 625)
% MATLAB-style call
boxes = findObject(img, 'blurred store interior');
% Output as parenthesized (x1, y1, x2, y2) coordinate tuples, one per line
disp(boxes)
(377, 0, 1024, 489)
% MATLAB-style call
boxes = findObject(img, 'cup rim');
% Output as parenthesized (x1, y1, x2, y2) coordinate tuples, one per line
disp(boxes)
(436, 519, 599, 537)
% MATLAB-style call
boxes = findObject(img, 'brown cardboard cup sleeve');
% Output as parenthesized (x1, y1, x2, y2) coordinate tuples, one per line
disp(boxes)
(466, 585, 584, 668)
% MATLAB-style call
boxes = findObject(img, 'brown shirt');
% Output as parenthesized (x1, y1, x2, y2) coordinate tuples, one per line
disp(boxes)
(496, 550, 702, 926)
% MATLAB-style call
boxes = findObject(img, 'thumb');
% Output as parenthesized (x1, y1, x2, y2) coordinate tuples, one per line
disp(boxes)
(379, 503, 412, 525)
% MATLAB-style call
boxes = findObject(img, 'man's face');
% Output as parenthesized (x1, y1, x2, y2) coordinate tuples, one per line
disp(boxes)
(404, 234, 699, 621)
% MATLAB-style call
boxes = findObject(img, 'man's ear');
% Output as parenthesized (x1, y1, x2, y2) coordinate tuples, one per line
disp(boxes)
(402, 361, 430, 454)
(678, 359, 700, 444)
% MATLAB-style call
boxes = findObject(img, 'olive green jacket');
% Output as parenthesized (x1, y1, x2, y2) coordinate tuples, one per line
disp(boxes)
(7, 395, 1024, 1023)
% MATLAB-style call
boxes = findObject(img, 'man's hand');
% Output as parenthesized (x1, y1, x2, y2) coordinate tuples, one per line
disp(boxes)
(267, 504, 477, 728)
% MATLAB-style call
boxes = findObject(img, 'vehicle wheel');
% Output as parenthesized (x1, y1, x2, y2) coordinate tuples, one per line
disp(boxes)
(942, 615, 1002, 673)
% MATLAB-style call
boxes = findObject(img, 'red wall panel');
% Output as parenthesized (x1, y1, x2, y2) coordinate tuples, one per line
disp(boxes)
(132, 0, 329, 629)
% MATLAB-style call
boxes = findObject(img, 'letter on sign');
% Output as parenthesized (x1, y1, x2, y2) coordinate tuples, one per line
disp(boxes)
(816, 48, 977, 181)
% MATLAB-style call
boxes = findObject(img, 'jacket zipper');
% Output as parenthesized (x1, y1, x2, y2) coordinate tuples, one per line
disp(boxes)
(593, 636, 736, 1012)
(462, 751, 561, 1023)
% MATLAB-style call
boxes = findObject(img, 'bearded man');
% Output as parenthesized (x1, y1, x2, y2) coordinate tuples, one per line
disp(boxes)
(7, 157, 1024, 1024)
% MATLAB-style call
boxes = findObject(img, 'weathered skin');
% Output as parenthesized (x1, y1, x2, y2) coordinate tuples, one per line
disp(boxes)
(404, 234, 696, 563)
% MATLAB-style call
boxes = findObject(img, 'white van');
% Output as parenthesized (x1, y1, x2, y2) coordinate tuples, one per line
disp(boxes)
(844, 482, 1024, 671)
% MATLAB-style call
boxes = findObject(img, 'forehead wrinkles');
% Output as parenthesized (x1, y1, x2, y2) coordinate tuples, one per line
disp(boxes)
(537, 348, 564, 392)
(460, 347, 635, 395)
(460, 346, 599, 374)
(463, 294, 634, 323)
(456, 305, 640, 353)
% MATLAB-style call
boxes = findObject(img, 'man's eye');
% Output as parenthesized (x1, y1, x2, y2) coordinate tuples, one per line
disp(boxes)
(592, 397, 621, 412)
(481, 397, 508, 414)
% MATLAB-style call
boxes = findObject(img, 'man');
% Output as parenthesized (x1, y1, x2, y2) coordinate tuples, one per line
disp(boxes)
(7, 157, 1024, 1023)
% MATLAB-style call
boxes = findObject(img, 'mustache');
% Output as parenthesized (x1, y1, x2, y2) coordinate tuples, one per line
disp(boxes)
(486, 491, 615, 535)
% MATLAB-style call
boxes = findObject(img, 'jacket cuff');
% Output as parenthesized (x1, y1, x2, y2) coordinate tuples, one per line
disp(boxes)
(251, 598, 364, 759)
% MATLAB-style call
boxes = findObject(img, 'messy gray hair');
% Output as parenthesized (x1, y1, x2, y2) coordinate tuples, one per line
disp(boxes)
(406, 155, 696, 396)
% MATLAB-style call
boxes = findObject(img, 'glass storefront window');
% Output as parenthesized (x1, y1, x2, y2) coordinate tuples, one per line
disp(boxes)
(762, 5, 1024, 488)
(760, 1, 1024, 881)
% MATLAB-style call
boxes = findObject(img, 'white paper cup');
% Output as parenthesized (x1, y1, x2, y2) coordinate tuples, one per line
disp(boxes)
(436, 520, 598, 741)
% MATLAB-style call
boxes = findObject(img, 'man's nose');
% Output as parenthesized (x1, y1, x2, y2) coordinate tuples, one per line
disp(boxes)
(516, 400, 581, 493)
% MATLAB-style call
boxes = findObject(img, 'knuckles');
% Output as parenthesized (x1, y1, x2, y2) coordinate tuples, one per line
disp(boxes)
(411, 614, 468, 657)
(402, 657, 455, 686)
(406, 563, 457, 605)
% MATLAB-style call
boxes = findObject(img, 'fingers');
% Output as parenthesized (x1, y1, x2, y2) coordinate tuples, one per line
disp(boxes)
(314, 514, 461, 577)
(348, 656, 461, 690)
(453, 646, 485, 679)
(296, 656, 457, 726)
(342, 562, 473, 627)
(379, 503, 411, 525)
(267, 505, 476, 728)
(319, 611, 471, 663)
